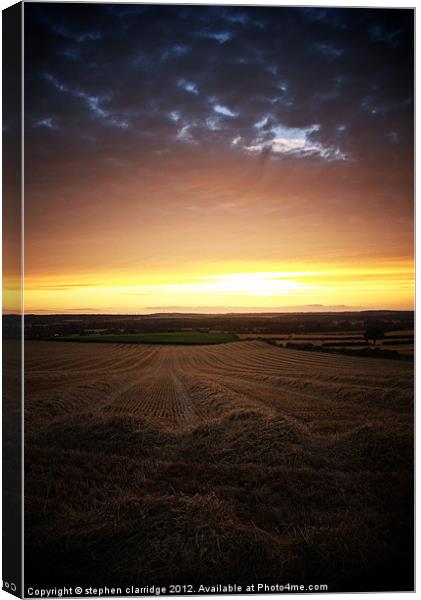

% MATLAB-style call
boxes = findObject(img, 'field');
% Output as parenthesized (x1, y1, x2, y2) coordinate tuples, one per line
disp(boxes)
(238, 330, 414, 358)
(51, 332, 238, 344)
(22, 340, 414, 592)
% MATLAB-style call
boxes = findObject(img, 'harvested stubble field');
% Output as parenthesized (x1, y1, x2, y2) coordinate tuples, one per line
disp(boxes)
(238, 331, 414, 358)
(21, 339, 413, 592)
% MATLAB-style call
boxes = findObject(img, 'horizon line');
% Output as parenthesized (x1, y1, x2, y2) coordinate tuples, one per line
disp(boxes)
(5, 308, 415, 317)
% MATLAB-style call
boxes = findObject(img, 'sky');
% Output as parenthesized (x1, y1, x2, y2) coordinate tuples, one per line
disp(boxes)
(14, 3, 414, 314)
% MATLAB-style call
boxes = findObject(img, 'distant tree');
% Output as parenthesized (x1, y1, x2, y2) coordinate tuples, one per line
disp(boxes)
(364, 326, 385, 345)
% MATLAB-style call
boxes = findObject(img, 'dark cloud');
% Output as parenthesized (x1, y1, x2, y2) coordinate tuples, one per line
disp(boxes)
(23, 3, 413, 219)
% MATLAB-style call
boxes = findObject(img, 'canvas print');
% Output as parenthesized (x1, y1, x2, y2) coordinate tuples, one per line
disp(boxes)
(2, 2, 414, 596)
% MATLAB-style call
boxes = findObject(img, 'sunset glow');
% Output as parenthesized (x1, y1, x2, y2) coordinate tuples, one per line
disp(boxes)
(21, 259, 414, 314)
(13, 5, 414, 315)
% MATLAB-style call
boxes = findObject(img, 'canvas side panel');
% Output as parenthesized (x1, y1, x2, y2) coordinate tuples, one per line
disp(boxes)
(2, 2, 23, 597)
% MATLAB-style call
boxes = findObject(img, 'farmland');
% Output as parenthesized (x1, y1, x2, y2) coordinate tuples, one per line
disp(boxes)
(22, 339, 413, 592)
(239, 330, 414, 359)
(48, 331, 238, 345)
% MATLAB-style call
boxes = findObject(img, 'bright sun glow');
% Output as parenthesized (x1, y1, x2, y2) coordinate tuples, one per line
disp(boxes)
(200, 272, 313, 296)
(16, 260, 414, 314)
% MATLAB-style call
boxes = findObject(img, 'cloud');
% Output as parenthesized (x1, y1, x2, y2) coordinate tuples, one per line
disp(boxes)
(34, 117, 57, 129)
(24, 4, 413, 175)
(244, 123, 347, 160)
(177, 79, 199, 95)
(213, 104, 238, 117)
(23, 4, 413, 284)
(44, 72, 129, 128)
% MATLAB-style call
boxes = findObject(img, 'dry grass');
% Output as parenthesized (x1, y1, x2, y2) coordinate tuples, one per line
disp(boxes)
(23, 341, 414, 592)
